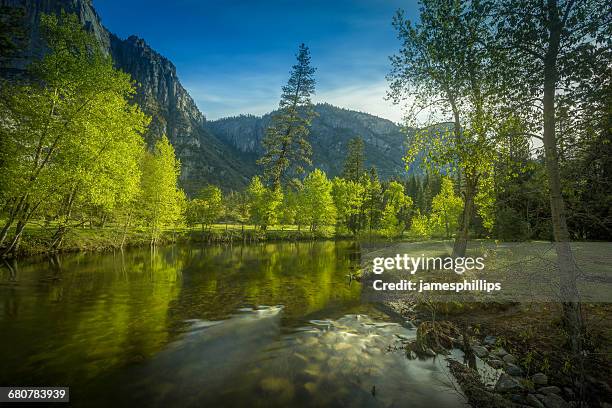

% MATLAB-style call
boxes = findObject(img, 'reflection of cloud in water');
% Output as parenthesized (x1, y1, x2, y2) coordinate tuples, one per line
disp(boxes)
(114, 309, 465, 408)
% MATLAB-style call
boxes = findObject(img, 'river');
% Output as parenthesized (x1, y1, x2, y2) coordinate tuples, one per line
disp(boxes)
(0, 241, 466, 407)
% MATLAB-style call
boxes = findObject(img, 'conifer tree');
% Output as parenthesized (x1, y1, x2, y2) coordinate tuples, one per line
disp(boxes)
(258, 44, 316, 189)
(364, 167, 383, 232)
(342, 136, 365, 182)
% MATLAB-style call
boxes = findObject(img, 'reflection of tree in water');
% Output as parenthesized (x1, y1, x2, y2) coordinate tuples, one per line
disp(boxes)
(171, 241, 362, 324)
(2, 258, 19, 318)
(0, 242, 362, 390)
(0, 249, 182, 386)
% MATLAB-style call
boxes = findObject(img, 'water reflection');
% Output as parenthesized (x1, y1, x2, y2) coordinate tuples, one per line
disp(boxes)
(0, 242, 360, 386)
(102, 310, 463, 408)
(0, 241, 464, 407)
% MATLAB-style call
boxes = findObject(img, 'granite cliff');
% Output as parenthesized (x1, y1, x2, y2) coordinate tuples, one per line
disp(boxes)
(0, 0, 255, 192)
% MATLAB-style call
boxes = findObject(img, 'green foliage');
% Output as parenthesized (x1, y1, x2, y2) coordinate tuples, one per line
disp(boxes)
(380, 181, 413, 238)
(430, 177, 463, 238)
(257, 44, 316, 189)
(278, 189, 299, 227)
(389, 0, 499, 255)
(409, 210, 432, 240)
(139, 136, 186, 243)
(299, 169, 336, 232)
(187, 185, 224, 230)
(0, 6, 25, 61)
(247, 176, 282, 230)
(474, 169, 495, 234)
(0, 12, 150, 253)
(224, 191, 251, 227)
(341, 136, 365, 182)
(363, 168, 384, 232)
(332, 177, 365, 234)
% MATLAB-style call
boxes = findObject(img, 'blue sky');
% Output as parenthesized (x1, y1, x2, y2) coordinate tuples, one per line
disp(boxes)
(95, 0, 420, 122)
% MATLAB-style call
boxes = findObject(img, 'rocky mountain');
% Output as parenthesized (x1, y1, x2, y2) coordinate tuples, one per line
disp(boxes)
(208, 103, 414, 180)
(0, 0, 255, 193)
(1, 0, 412, 192)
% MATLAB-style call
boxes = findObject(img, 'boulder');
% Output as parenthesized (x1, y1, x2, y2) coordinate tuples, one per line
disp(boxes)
(526, 393, 546, 408)
(472, 345, 488, 358)
(503, 353, 517, 364)
(532, 373, 548, 386)
(506, 363, 524, 376)
(488, 359, 504, 369)
(541, 393, 569, 408)
(492, 347, 509, 357)
(483, 335, 497, 345)
(538, 386, 561, 395)
(495, 373, 524, 392)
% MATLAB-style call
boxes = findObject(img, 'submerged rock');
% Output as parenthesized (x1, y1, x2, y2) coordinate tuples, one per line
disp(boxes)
(334, 342, 352, 351)
(303, 382, 317, 395)
(260, 377, 295, 401)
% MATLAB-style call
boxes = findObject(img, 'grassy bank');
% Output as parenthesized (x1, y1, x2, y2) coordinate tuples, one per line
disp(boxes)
(5, 222, 359, 258)
(13, 223, 179, 257)
(9, 218, 450, 258)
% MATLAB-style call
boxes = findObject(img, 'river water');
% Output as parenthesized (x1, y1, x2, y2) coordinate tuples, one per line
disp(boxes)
(0, 241, 466, 407)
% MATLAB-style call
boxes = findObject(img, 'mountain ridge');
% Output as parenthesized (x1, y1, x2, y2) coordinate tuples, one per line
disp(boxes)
(207, 103, 413, 180)
(1, 0, 413, 191)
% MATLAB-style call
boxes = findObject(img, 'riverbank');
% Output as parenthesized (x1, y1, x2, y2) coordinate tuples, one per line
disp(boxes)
(3, 222, 401, 258)
(5, 224, 177, 258)
(385, 300, 612, 407)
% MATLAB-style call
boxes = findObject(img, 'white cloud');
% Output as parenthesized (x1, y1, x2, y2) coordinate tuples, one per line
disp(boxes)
(315, 81, 404, 123)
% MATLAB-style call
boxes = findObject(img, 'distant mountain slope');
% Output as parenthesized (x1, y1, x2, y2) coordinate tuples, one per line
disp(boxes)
(0, 0, 255, 193)
(208, 103, 414, 180)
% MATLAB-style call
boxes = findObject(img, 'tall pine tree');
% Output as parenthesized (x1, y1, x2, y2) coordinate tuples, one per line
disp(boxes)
(258, 44, 316, 189)
(342, 136, 365, 182)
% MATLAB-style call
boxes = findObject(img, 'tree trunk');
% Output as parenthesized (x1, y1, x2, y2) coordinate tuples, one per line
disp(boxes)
(0, 196, 26, 249)
(452, 177, 475, 257)
(542, 0, 583, 356)
(3, 218, 26, 257)
(50, 186, 77, 251)
(0, 214, 15, 249)
(449, 96, 463, 193)
(120, 212, 132, 249)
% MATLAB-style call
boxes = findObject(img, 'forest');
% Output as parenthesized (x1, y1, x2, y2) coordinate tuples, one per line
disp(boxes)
(0, 4, 609, 259)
